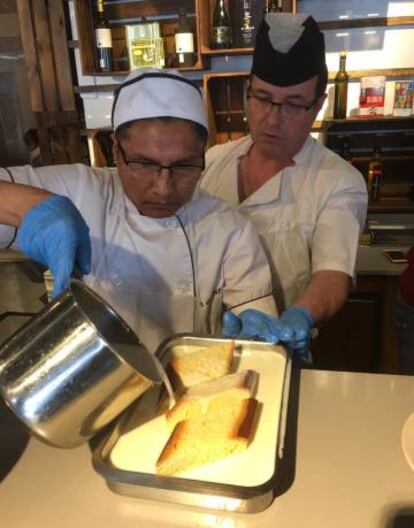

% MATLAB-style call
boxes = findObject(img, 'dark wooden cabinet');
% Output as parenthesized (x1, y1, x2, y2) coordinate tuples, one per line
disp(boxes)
(312, 275, 400, 374)
(324, 117, 414, 214)
(203, 71, 250, 146)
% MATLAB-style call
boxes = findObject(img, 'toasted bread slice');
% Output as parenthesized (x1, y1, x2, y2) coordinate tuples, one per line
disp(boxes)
(156, 398, 258, 476)
(169, 341, 234, 388)
(166, 370, 258, 429)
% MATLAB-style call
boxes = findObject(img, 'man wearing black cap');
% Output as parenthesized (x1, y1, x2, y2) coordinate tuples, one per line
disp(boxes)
(202, 13, 368, 358)
(0, 69, 296, 353)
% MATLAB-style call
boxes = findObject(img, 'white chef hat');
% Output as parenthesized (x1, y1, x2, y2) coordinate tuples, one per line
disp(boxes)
(112, 68, 208, 133)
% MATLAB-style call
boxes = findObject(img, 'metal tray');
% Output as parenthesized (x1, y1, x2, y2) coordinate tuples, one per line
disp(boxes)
(92, 334, 297, 513)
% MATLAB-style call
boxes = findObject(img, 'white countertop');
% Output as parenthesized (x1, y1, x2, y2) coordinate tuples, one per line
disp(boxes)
(1, 369, 414, 528)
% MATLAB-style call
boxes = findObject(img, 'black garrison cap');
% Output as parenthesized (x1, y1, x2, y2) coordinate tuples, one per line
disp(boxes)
(251, 13, 326, 87)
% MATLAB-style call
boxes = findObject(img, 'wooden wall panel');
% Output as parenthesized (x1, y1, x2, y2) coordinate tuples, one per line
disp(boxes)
(49, 1, 76, 111)
(16, 0, 82, 165)
(15, 1, 43, 110)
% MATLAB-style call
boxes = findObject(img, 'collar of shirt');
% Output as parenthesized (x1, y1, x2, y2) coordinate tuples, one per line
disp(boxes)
(240, 135, 313, 208)
(236, 136, 314, 209)
(293, 135, 314, 165)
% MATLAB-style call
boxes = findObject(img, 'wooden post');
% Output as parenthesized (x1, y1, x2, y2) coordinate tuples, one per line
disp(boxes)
(16, 0, 83, 165)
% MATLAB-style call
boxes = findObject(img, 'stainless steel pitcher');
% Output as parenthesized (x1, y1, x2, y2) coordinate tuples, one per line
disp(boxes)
(0, 279, 163, 448)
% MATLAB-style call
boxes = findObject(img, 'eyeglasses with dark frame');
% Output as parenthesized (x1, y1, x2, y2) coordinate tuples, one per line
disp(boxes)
(247, 87, 318, 120)
(118, 143, 205, 182)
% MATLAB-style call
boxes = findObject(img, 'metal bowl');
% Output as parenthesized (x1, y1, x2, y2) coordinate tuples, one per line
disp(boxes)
(0, 279, 162, 448)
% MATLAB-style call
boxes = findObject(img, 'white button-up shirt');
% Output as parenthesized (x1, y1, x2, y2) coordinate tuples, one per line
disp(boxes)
(201, 136, 368, 311)
(0, 164, 276, 351)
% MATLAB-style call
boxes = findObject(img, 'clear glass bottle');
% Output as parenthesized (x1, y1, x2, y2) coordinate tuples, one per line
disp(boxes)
(333, 51, 349, 119)
(174, 8, 195, 67)
(211, 0, 232, 49)
(95, 0, 113, 72)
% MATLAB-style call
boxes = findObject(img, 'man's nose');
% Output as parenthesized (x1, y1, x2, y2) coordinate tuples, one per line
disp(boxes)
(153, 168, 174, 196)
(265, 104, 283, 126)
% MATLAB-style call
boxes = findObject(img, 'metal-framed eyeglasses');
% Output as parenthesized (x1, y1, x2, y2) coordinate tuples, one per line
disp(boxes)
(118, 143, 205, 183)
(247, 88, 317, 120)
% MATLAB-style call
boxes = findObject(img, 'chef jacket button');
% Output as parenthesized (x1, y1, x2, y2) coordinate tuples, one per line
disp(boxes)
(110, 273, 123, 286)
(165, 218, 178, 229)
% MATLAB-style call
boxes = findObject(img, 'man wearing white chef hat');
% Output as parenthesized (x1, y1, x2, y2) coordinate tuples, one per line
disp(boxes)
(0, 68, 298, 352)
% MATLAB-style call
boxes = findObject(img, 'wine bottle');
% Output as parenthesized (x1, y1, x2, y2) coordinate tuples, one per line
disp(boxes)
(211, 0, 232, 49)
(231, 0, 262, 48)
(266, 0, 282, 12)
(333, 51, 349, 119)
(367, 147, 383, 201)
(340, 140, 353, 165)
(95, 0, 113, 72)
(175, 8, 195, 67)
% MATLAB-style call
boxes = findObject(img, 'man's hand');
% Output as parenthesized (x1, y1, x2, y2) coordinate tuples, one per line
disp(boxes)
(18, 195, 91, 298)
(222, 306, 314, 359)
(223, 309, 293, 343)
(279, 306, 314, 357)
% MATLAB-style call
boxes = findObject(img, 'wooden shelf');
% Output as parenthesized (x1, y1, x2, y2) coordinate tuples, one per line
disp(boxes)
(368, 199, 414, 214)
(204, 71, 249, 80)
(201, 46, 254, 56)
(327, 68, 414, 81)
(75, 60, 205, 78)
(215, 110, 245, 116)
(311, 120, 324, 131)
(74, 0, 206, 77)
(75, 85, 119, 94)
(324, 115, 414, 124)
(318, 15, 414, 31)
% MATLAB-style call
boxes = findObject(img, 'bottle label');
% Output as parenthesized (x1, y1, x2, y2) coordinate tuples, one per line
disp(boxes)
(95, 28, 112, 48)
(213, 26, 230, 45)
(367, 164, 382, 196)
(99, 57, 107, 69)
(240, 25, 255, 45)
(175, 33, 194, 53)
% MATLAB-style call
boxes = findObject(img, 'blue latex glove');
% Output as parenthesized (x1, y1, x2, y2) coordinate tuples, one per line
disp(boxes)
(18, 195, 91, 298)
(279, 306, 314, 358)
(223, 307, 314, 360)
(222, 309, 293, 343)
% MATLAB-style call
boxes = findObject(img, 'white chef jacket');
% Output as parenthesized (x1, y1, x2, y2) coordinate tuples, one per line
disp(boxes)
(201, 136, 368, 311)
(0, 164, 276, 352)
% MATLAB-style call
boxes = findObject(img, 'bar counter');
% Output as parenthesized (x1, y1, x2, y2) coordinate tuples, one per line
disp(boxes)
(1, 369, 414, 528)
